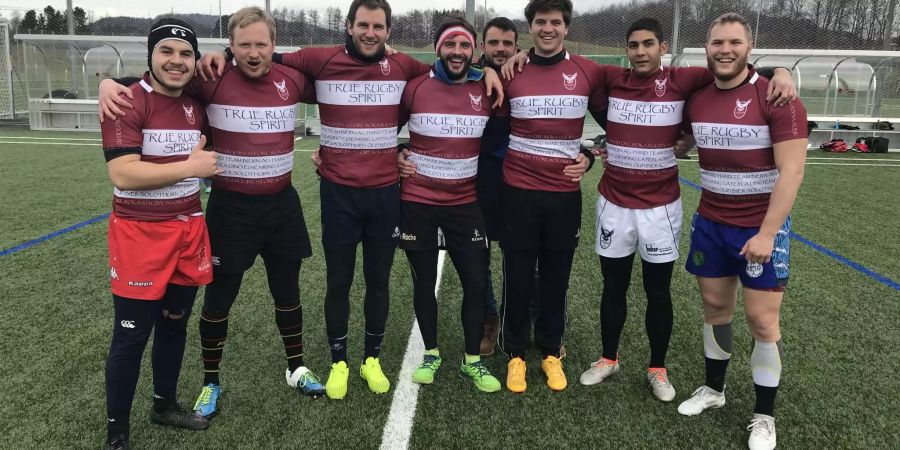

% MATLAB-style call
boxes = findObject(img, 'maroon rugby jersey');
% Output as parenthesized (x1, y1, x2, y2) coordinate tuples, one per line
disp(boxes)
(281, 47, 430, 188)
(101, 75, 205, 221)
(400, 71, 492, 205)
(185, 62, 314, 195)
(497, 50, 607, 192)
(686, 67, 807, 227)
(601, 66, 712, 208)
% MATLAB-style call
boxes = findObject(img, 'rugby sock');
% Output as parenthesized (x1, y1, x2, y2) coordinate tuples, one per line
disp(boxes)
(599, 254, 635, 361)
(642, 260, 674, 368)
(328, 335, 348, 363)
(199, 314, 228, 385)
(274, 303, 305, 371)
(751, 339, 784, 416)
(152, 393, 175, 414)
(703, 322, 733, 393)
(364, 331, 384, 359)
(464, 353, 480, 364)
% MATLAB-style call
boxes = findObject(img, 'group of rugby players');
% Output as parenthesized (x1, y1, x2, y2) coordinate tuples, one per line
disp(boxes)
(97, 0, 807, 449)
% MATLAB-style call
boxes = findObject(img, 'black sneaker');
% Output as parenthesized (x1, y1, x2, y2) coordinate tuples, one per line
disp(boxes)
(149, 403, 210, 430)
(102, 436, 130, 450)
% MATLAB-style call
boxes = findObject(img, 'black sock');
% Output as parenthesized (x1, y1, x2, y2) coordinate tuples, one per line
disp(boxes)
(275, 303, 305, 371)
(198, 314, 228, 385)
(599, 254, 634, 361)
(364, 332, 384, 359)
(641, 259, 673, 368)
(152, 394, 175, 413)
(329, 335, 348, 363)
(754, 385, 779, 416)
(704, 357, 730, 392)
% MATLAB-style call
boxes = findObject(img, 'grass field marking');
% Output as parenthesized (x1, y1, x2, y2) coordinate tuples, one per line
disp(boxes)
(0, 212, 109, 257)
(380, 250, 447, 450)
(678, 177, 900, 292)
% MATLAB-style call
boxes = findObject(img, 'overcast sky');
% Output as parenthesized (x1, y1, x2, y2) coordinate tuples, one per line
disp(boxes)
(8, 1, 627, 21)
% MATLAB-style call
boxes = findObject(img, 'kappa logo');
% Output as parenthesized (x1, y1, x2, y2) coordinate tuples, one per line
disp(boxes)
(562, 72, 578, 90)
(120, 320, 135, 329)
(654, 77, 668, 97)
(746, 262, 764, 278)
(599, 226, 614, 249)
(392, 227, 401, 238)
(110, 266, 119, 281)
(379, 59, 391, 76)
(734, 98, 752, 119)
(274, 79, 289, 101)
(469, 92, 483, 112)
(182, 104, 195, 125)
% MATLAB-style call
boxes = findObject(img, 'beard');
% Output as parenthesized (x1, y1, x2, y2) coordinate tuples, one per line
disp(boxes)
(440, 54, 473, 80)
(707, 51, 749, 83)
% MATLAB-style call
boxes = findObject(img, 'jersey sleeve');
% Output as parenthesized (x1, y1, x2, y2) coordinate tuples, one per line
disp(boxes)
(583, 59, 609, 112)
(395, 53, 431, 80)
(674, 66, 715, 97)
(101, 93, 144, 162)
(768, 97, 808, 144)
(183, 69, 221, 104)
(281, 47, 332, 79)
(398, 76, 421, 127)
(493, 78, 512, 118)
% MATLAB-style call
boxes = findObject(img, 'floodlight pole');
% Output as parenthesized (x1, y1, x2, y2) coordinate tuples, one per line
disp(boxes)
(671, 0, 681, 56)
(265, 1, 271, 13)
(466, 0, 475, 25)
(67, 0, 74, 35)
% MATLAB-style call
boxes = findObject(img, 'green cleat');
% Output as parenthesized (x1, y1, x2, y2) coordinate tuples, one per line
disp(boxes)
(459, 359, 501, 393)
(360, 357, 391, 394)
(411, 354, 442, 384)
(325, 361, 350, 400)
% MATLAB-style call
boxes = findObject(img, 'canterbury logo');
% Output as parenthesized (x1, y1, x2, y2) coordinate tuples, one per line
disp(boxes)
(734, 98, 752, 119)
(379, 59, 391, 75)
(274, 79, 289, 101)
(183, 104, 195, 125)
(120, 320, 135, 329)
(469, 92, 483, 111)
(654, 77, 668, 97)
(562, 72, 577, 90)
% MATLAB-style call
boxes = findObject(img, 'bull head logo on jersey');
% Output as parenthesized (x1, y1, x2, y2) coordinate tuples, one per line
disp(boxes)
(182, 104, 195, 125)
(380, 59, 391, 76)
(469, 93, 483, 112)
(734, 98, 752, 119)
(562, 72, 577, 91)
(655, 77, 668, 97)
(274, 79, 289, 101)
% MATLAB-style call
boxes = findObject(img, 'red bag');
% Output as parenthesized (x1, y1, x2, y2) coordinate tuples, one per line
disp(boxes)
(820, 139, 848, 153)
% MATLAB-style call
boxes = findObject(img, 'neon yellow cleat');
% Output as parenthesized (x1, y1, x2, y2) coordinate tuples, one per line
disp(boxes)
(360, 357, 391, 394)
(325, 361, 350, 400)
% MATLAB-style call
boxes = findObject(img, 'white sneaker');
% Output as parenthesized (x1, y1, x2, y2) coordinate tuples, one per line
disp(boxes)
(579, 357, 620, 386)
(677, 385, 726, 416)
(646, 368, 676, 402)
(747, 414, 777, 450)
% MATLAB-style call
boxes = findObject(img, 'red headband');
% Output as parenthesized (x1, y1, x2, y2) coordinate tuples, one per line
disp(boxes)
(435, 26, 475, 55)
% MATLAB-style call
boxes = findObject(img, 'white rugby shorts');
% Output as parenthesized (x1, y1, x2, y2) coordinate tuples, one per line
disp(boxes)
(594, 195, 682, 263)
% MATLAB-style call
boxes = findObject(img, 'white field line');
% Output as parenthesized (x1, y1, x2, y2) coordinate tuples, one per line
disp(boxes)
(379, 250, 447, 450)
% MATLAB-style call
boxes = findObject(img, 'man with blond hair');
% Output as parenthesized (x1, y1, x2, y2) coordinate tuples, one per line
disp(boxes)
(100, 6, 326, 419)
(676, 13, 807, 450)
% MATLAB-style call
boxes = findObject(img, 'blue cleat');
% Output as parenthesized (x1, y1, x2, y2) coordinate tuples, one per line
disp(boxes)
(192, 383, 221, 418)
(286, 366, 326, 398)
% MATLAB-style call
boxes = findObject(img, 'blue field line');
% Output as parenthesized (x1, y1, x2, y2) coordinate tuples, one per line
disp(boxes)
(679, 176, 900, 292)
(0, 213, 109, 257)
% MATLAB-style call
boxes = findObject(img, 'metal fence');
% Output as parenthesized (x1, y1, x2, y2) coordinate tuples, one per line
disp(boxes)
(3, 0, 899, 50)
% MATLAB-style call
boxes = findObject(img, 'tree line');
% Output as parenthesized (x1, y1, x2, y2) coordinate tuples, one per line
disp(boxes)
(10, 1, 898, 50)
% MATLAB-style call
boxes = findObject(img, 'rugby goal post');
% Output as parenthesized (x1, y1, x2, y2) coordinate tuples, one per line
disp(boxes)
(0, 20, 15, 119)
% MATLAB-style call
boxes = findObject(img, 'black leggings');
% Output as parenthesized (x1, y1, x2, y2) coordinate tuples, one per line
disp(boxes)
(323, 242, 395, 340)
(406, 248, 487, 356)
(599, 254, 673, 367)
(202, 254, 302, 317)
(105, 284, 197, 438)
(500, 248, 574, 358)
